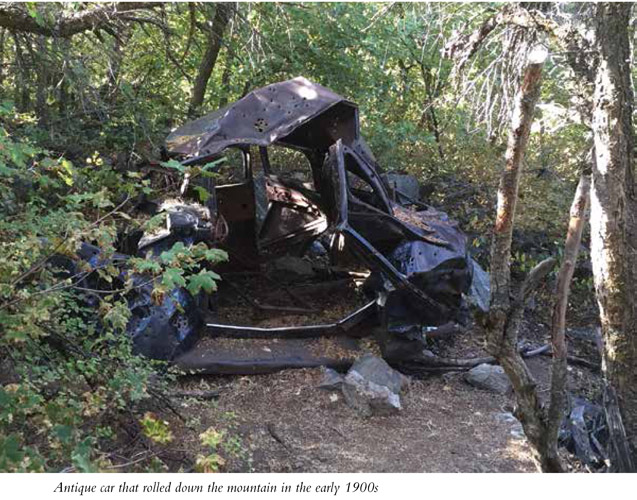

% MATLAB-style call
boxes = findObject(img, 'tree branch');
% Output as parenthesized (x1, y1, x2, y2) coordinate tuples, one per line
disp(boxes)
(0, 3, 160, 38)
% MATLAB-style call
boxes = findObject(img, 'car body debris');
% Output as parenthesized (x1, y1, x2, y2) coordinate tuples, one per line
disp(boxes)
(64, 77, 478, 373)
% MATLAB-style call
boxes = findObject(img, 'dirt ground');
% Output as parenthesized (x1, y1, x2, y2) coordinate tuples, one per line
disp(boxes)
(155, 322, 600, 473)
(172, 367, 535, 472)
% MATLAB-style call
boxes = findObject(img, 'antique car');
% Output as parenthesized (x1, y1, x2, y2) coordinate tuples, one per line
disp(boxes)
(137, 76, 475, 374)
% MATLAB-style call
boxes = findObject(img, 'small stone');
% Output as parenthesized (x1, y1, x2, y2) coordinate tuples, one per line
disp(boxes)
(495, 412, 525, 440)
(347, 354, 405, 393)
(465, 363, 512, 394)
(341, 354, 404, 417)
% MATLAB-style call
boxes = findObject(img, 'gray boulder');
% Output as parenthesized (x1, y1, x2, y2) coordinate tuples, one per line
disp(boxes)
(342, 354, 405, 417)
(465, 363, 512, 394)
(466, 258, 490, 313)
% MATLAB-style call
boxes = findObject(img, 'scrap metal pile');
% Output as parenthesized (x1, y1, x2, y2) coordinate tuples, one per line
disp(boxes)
(74, 77, 482, 374)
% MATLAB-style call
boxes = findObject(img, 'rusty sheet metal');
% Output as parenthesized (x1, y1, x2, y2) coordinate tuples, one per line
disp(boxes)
(215, 181, 259, 268)
(153, 77, 476, 374)
(174, 336, 356, 375)
(259, 176, 327, 254)
(166, 77, 358, 159)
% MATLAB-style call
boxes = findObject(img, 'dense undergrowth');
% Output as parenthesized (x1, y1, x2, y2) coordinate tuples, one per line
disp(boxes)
(0, 106, 229, 471)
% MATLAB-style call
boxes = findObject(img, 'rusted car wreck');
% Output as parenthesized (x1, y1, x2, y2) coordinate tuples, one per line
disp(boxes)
(132, 77, 475, 374)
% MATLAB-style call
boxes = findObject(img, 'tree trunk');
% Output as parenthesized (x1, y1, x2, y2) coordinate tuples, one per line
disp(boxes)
(489, 47, 546, 319)
(12, 34, 30, 113)
(0, 28, 5, 91)
(417, 63, 445, 162)
(486, 46, 564, 471)
(57, 38, 71, 114)
(543, 169, 591, 466)
(0, 3, 158, 38)
(590, 2, 637, 465)
(34, 36, 49, 126)
(188, 3, 233, 118)
(218, 44, 236, 109)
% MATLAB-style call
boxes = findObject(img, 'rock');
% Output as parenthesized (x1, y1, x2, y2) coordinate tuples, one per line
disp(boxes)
(317, 367, 344, 391)
(342, 354, 404, 417)
(495, 412, 525, 440)
(384, 173, 420, 201)
(269, 256, 315, 280)
(466, 258, 490, 313)
(464, 363, 512, 394)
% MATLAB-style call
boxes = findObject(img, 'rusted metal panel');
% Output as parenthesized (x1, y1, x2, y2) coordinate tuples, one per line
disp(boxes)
(166, 77, 359, 159)
(215, 181, 259, 268)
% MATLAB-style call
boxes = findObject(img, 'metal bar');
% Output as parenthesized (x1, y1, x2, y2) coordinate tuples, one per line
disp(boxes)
(205, 299, 377, 339)
(206, 323, 338, 338)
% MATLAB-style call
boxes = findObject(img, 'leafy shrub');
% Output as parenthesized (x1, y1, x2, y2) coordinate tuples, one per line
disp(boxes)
(0, 106, 222, 471)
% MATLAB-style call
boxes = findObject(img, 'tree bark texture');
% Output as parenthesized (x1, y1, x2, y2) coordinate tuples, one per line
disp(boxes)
(188, 3, 233, 118)
(489, 51, 545, 316)
(544, 170, 590, 467)
(486, 48, 563, 471)
(590, 2, 637, 464)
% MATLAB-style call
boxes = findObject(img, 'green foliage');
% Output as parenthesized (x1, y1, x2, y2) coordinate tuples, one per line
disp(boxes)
(140, 413, 174, 445)
(187, 270, 220, 295)
(195, 427, 225, 473)
(129, 242, 226, 303)
(0, 107, 224, 471)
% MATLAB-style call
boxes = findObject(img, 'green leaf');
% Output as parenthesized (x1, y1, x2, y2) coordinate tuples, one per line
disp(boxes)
(52, 424, 73, 444)
(160, 159, 186, 173)
(72, 439, 98, 473)
(193, 186, 210, 203)
(192, 246, 228, 264)
(103, 301, 130, 330)
(25, 3, 45, 27)
(159, 242, 187, 265)
(186, 270, 220, 295)
(199, 427, 224, 448)
(131, 258, 162, 274)
(140, 412, 173, 444)
(0, 161, 15, 176)
(162, 267, 186, 289)
(0, 434, 24, 470)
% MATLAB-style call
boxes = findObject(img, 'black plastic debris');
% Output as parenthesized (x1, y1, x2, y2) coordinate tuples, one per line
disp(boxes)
(126, 275, 203, 360)
(53, 205, 210, 361)
(559, 397, 609, 469)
